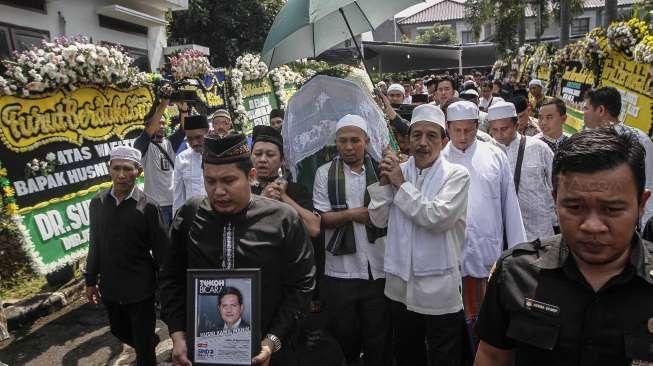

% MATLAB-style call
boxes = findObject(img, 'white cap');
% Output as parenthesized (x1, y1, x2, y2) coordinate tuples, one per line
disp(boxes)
(487, 101, 517, 121)
(460, 89, 479, 97)
(410, 104, 446, 130)
(336, 114, 368, 135)
(447, 100, 479, 122)
(528, 79, 543, 88)
(387, 83, 405, 95)
(110, 145, 142, 165)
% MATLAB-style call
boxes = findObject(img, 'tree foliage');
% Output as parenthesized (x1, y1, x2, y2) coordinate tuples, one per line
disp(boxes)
(411, 24, 458, 45)
(465, 0, 584, 55)
(168, 0, 284, 67)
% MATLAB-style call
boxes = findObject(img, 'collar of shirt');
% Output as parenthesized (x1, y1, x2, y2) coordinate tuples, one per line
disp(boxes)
(223, 318, 242, 330)
(540, 133, 567, 144)
(507, 132, 522, 150)
(110, 185, 138, 206)
(342, 160, 366, 176)
(533, 234, 652, 285)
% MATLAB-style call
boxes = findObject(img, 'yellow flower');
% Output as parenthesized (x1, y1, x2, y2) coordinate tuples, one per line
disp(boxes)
(6, 202, 18, 215)
(3, 185, 14, 197)
(0, 168, 6, 177)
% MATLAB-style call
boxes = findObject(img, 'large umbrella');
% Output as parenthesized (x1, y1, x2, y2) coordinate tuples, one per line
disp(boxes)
(261, 0, 423, 68)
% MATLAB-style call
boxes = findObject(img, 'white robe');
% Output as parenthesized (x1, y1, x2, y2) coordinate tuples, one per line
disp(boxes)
(172, 148, 206, 214)
(442, 140, 527, 278)
(368, 156, 470, 315)
(502, 133, 556, 241)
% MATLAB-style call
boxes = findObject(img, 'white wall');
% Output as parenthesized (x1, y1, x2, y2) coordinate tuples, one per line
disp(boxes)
(0, 0, 177, 70)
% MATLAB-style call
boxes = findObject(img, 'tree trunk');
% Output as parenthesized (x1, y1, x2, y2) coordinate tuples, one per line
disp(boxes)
(604, 0, 618, 27)
(519, 6, 526, 45)
(560, 0, 570, 46)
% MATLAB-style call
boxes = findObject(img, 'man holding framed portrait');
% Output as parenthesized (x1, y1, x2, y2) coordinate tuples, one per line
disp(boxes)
(160, 134, 316, 366)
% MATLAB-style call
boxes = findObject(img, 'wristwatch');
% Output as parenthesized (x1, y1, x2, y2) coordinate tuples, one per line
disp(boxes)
(264, 333, 282, 353)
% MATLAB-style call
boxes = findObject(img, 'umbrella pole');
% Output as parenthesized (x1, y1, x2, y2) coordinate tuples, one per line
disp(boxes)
(339, 8, 364, 61)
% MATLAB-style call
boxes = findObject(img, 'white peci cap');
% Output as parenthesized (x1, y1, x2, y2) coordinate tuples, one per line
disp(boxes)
(487, 101, 518, 121)
(110, 145, 142, 165)
(410, 104, 446, 130)
(387, 83, 406, 95)
(447, 100, 479, 122)
(336, 114, 369, 135)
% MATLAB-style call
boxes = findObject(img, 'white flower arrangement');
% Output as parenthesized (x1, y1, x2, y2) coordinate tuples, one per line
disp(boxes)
(235, 53, 269, 81)
(268, 65, 304, 109)
(606, 18, 648, 58)
(0, 36, 149, 97)
(634, 35, 653, 64)
(25, 153, 59, 177)
(228, 67, 247, 127)
(168, 49, 213, 80)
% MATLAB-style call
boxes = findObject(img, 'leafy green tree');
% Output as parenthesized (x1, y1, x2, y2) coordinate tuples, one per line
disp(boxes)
(412, 24, 458, 45)
(168, 0, 284, 67)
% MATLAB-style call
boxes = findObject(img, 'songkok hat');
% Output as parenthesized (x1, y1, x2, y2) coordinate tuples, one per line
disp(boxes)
(411, 94, 429, 104)
(387, 83, 405, 95)
(487, 101, 517, 121)
(336, 114, 368, 135)
(110, 145, 141, 165)
(269, 108, 285, 120)
(528, 79, 543, 88)
(252, 125, 283, 154)
(203, 134, 250, 165)
(184, 115, 209, 130)
(208, 109, 231, 120)
(410, 104, 446, 131)
(447, 100, 479, 122)
(460, 89, 479, 98)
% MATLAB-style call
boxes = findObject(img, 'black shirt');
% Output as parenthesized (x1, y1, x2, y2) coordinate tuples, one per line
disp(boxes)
(85, 188, 169, 303)
(251, 179, 314, 212)
(160, 195, 316, 344)
(475, 234, 653, 365)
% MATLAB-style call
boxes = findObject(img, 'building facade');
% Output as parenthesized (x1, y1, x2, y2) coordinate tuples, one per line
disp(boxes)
(0, 0, 188, 71)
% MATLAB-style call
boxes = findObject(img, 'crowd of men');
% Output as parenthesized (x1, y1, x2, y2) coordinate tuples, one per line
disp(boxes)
(85, 68, 653, 366)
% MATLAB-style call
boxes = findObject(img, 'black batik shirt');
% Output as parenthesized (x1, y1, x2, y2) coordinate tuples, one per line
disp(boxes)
(475, 234, 653, 365)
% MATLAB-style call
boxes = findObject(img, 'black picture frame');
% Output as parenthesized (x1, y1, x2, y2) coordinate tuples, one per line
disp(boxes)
(186, 268, 261, 365)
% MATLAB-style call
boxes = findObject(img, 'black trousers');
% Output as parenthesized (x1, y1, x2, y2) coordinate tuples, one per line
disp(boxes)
(103, 296, 157, 366)
(322, 275, 391, 366)
(391, 300, 468, 366)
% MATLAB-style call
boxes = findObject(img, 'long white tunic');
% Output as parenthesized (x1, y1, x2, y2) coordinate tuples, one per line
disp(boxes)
(172, 148, 206, 214)
(503, 133, 556, 241)
(442, 140, 527, 278)
(368, 157, 470, 315)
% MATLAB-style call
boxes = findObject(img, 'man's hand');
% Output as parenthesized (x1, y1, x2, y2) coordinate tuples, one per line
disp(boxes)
(349, 207, 370, 225)
(376, 91, 397, 121)
(170, 331, 192, 366)
(85, 286, 101, 304)
(261, 184, 282, 201)
(267, 181, 288, 200)
(380, 150, 404, 188)
(251, 341, 273, 366)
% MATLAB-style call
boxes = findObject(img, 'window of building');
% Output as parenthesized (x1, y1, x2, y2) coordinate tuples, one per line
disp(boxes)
(483, 24, 492, 38)
(0, 22, 49, 57)
(99, 15, 148, 36)
(0, 0, 46, 13)
(570, 18, 590, 36)
(461, 31, 475, 44)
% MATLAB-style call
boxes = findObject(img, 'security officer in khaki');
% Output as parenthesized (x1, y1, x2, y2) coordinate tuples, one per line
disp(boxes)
(474, 128, 653, 365)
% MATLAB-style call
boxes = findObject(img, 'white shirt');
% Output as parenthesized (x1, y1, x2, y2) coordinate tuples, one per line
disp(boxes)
(502, 133, 556, 241)
(442, 140, 527, 278)
(368, 157, 470, 315)
(313, 161, 386, 280)
(172, 148, 206, 214)
(479, 96, 504, 111)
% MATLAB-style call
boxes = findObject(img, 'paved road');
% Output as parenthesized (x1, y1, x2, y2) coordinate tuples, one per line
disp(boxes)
(0, 298, 345, 366)
(0, 299, 172, 366)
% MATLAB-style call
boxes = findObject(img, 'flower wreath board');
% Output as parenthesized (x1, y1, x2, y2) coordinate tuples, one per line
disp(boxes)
(0, 85, 154, 274)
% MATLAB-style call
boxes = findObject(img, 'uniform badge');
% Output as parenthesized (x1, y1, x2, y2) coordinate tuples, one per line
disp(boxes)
(524, 298, 560, 316)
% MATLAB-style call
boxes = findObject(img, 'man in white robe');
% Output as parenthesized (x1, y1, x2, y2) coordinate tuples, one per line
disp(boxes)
(487, 101, 557, 241)
(368, 104, 471, 366)
(441, 100, 526, 329)
(172, 115, 208, 214)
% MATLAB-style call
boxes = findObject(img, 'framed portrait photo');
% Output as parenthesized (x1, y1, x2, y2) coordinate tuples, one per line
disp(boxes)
(187, 269, 261, 365)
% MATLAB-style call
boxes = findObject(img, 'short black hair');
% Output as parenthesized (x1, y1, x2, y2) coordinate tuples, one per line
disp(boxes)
(492, 80, 502, 88)
(541, 97, 566, 116)
(218, 286, 243, 305)
(585, 86, 621, 118)
(511, 95, 529, 114)
(481, 81, 493, 89)
(236, 158, 253, 175)
(435, 75, 458, 91)
(552, 128, 645, 200)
